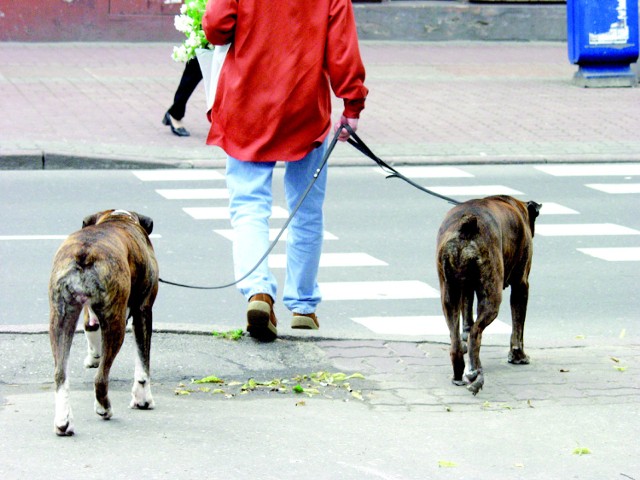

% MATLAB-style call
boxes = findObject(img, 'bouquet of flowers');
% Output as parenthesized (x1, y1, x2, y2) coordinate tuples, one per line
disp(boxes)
(172, 0, 212, 62)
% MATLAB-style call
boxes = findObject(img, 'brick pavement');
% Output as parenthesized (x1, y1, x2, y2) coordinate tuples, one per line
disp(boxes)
(1, 41, 639, 169)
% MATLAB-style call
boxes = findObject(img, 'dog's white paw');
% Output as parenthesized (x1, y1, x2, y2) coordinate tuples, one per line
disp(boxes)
(94, 400, 113, 420)
(54, 381, 75, 436)
(54, 410, 75, 436)
(83, 354, 101, 369)
(130, 381, 155, 410)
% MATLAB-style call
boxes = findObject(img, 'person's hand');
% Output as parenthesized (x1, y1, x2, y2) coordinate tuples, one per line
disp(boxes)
(334, 116, 358, 142)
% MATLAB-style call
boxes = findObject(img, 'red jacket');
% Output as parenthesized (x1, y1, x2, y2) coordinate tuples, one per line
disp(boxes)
(202, 0, 368, 161)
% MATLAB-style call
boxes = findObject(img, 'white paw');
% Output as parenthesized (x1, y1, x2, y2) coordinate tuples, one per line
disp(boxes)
(54, 413, 75, 436)
(94, 400, 113, 420)
(83, 354, 100, 369)
(130, 381, 155, 410)
(54, 382, 75, 436)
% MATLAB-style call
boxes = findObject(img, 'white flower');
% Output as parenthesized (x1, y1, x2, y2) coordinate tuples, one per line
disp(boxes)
(172, 45, 189, 63)
(174, 14, 194, 34)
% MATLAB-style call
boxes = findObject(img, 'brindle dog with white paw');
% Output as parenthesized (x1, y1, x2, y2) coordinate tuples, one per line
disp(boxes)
(436, 195, 541, 395)
(49, 210, 159, 436)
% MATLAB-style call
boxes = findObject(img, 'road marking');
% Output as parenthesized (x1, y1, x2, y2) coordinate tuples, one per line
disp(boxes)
(539, 202, 579, 215)
(585, 183, 640, 194)
(183, 206, 289, 220)
(427, 185, 523, 196)
(133, 170, 225, 181)
(535, 164, 640, 176)
(577, 247, 640, 261)
(352, 315, 511, 336)
(536, 223, 640, 236)
(214, 229, 338, 242)
(372, 166, 473, 178)
(320, 280, 439, 301)
(268, 252, 387, 269)
(156, 188, 229, 200)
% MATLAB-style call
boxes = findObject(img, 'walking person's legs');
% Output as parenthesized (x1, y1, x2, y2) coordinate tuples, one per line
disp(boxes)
(226, 157, 278, 340)
(282, 138, 329, 329)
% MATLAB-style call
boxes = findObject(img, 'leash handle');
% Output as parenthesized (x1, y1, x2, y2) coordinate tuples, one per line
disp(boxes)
(159, 125, 346, 290)
(343, 124, 460, 206)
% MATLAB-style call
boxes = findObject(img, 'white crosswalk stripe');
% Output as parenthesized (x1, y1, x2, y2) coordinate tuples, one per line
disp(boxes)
(352, 315, 511, 336)
(268, 252, 388, 269)
(426, 185, 523, 196)
(585, 183, 640, 194)
(183, 206, 290, 220)
(133, 170, 225, 181)
(535, 164, 640, 176)
(156, 188, 229, 200)
(539, 202, 579, 215)
(214, 228, 338, 242)
(372, 166, 474, 178)
(319, 281, 439, 301)
(536, 223, 640, 236)
(577, 247, 640, 261)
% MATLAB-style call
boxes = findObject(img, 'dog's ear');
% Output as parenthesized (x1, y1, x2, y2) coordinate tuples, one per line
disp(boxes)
(527, 201, 542, 237)
(82, 212, 103, 228)
(136, 214, 154, 235)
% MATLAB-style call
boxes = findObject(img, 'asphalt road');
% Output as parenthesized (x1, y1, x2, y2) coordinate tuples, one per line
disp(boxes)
(1, 163, 638, 347)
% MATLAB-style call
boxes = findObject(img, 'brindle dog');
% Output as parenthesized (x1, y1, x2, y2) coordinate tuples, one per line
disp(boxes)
(436, 195, 541, 395)
(49, 210, 159, 436)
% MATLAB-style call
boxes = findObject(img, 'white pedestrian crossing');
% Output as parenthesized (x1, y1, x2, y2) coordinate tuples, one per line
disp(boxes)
(268, 252, 388, 269)
(535, 164, 640, 176)
(156, 188, 229, 200)
(585, 183, 640, 194)
(536, 223, 640, 236)
(577, 247, 640, 261)
(319, 281, 439, 301)
(133, 170, 225, 181)
(352, 315, 512, 336)
(427, 185, 523, 196)
(373, 166, 474, 178)
(213, 228, 339, 242)
(183, 206, 290, 220)
(538, 202, 579, 215)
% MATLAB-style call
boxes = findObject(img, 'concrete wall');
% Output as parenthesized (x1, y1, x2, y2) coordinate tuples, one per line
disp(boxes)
(0, 0, 567, 42)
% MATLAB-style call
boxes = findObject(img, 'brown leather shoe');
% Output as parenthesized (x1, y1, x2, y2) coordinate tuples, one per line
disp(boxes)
(247, 294, 277, 341)
(291, 312, 319, 330)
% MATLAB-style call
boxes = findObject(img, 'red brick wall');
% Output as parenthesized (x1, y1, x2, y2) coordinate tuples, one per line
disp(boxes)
(0, 0, 183, 42)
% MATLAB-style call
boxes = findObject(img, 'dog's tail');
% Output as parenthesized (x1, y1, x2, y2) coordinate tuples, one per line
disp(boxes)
(438, 215, 481, 285)
(458, 214, 479, 240)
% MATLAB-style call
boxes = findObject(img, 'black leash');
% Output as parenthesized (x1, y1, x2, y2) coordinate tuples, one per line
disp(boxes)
(159, 124, 343, 290)
(343, 124, 461, 206)
(159, 124, 460, 290)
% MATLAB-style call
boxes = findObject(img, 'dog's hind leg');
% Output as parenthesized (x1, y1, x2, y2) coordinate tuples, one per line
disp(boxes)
(461, 287, 474, 353)
(440, 284, 466, 386)
(465, 286, 501, 395)
(130, 305, 155, 410)
(93, 308, 126, 420)
(83, 305, 102, 368)
(508, 280, 530, 365)
(49, 303, 81, 436)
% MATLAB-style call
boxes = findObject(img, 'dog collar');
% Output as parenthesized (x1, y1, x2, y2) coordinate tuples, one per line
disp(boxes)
(110, 210, 136, 221)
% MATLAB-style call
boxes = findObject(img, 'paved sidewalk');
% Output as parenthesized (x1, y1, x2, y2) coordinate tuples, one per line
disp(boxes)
(1, 41, 639, 169)
(1, 331, 638, 479)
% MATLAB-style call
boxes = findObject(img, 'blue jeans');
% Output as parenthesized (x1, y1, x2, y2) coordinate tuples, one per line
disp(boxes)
(225, 138, 329, 314)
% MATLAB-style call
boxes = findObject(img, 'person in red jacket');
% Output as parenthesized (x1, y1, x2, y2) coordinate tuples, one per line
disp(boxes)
(203, 0, 368, 341)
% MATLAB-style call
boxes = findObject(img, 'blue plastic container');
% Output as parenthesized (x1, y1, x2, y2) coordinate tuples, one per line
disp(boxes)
(567, 0, 639, 86)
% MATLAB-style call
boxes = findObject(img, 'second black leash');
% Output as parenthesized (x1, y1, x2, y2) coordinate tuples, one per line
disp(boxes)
(343, 124, 461, 206)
